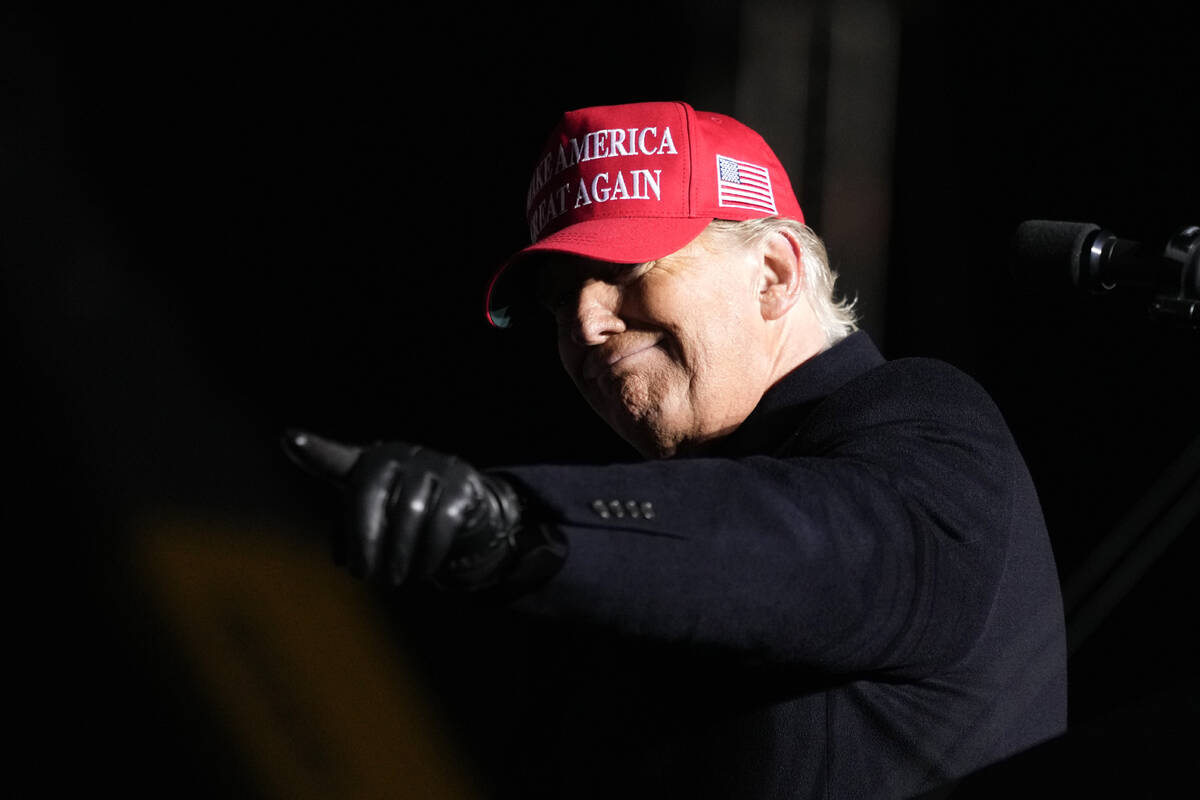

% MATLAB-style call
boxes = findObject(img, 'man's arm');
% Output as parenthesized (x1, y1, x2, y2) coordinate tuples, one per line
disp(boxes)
(283, 359, 1029, 680)
(497, 359, 1022, 679)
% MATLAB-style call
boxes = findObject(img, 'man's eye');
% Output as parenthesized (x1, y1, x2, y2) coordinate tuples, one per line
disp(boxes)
(613, 261, 655, 286)
(537, 284, 574, 313)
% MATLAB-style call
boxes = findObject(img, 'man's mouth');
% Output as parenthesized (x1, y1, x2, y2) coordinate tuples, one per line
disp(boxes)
(583, 340, 661, 381)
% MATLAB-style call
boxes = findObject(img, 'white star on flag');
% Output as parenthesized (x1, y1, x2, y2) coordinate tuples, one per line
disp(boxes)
(716, 155, 777, 214)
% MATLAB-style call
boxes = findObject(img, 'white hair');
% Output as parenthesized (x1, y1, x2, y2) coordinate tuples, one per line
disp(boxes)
(706, 217, 859, 347)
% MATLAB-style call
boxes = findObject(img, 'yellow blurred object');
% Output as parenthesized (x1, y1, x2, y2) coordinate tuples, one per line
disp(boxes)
(133, 515, 482, 800)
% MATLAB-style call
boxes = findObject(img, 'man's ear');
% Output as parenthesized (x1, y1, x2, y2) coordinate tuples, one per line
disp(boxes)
(758, 228, 805, 321)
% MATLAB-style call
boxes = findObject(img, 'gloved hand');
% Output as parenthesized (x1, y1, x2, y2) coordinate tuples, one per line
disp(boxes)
(281, 429, 536, 591)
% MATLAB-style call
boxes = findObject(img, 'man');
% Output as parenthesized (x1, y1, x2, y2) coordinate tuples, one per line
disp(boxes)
(283, 101, 1067, 798)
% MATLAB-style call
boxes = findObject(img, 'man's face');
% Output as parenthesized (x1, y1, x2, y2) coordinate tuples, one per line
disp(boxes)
(538, 227, 776, 459)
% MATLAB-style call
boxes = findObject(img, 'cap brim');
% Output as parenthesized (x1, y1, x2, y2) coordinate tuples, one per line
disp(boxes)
(485, 216, 713, 328)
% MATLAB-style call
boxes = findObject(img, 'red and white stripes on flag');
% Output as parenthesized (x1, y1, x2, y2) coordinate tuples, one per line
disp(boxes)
(715, 155, 777, 214)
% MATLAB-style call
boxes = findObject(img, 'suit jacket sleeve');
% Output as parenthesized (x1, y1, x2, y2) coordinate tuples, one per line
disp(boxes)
(495, 359, 1028, 681)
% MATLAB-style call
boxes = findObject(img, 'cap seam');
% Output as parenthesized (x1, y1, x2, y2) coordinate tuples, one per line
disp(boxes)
(680, 101, 695, 217)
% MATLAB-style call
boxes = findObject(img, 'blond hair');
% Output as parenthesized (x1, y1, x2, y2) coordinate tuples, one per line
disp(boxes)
(707, 217, 859, 346)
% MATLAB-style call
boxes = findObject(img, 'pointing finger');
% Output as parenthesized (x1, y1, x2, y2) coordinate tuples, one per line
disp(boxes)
(281, 429, 362, 483)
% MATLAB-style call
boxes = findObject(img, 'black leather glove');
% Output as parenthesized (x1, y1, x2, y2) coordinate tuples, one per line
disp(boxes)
(281, 429, 556, 591)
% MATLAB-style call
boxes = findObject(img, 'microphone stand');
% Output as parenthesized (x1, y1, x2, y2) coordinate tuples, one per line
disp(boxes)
(1147, 225, 1200, 329)
(1061, 222, 1200, 651)
(1062, 433, 1200, 656)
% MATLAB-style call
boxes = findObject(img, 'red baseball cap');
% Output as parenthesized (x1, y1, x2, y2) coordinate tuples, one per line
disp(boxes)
(485, 100, 804, 328)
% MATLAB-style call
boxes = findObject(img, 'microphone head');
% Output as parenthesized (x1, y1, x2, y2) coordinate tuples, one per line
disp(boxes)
(1011, 219, 1102, 290)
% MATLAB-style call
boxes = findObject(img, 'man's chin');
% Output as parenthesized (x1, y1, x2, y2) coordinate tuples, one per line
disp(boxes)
(583, 389, 684, 459)
(626, 438, 676, 461)
(611, 417, 681, 461)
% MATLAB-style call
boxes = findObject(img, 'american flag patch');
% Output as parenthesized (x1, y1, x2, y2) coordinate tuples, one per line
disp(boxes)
(716, 155, 777, 214)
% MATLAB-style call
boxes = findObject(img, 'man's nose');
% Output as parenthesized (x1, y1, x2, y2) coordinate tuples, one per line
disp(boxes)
(568, 279, 624, 346)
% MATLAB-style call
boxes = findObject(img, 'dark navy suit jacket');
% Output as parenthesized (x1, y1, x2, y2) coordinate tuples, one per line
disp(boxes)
(483, 332, 1066, 799)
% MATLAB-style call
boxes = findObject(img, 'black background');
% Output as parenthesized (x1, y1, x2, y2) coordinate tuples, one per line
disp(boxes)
(6, 1, 1198, 796)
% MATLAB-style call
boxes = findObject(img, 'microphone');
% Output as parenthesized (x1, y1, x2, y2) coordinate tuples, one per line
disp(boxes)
(1011, 219, 1200, 327)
